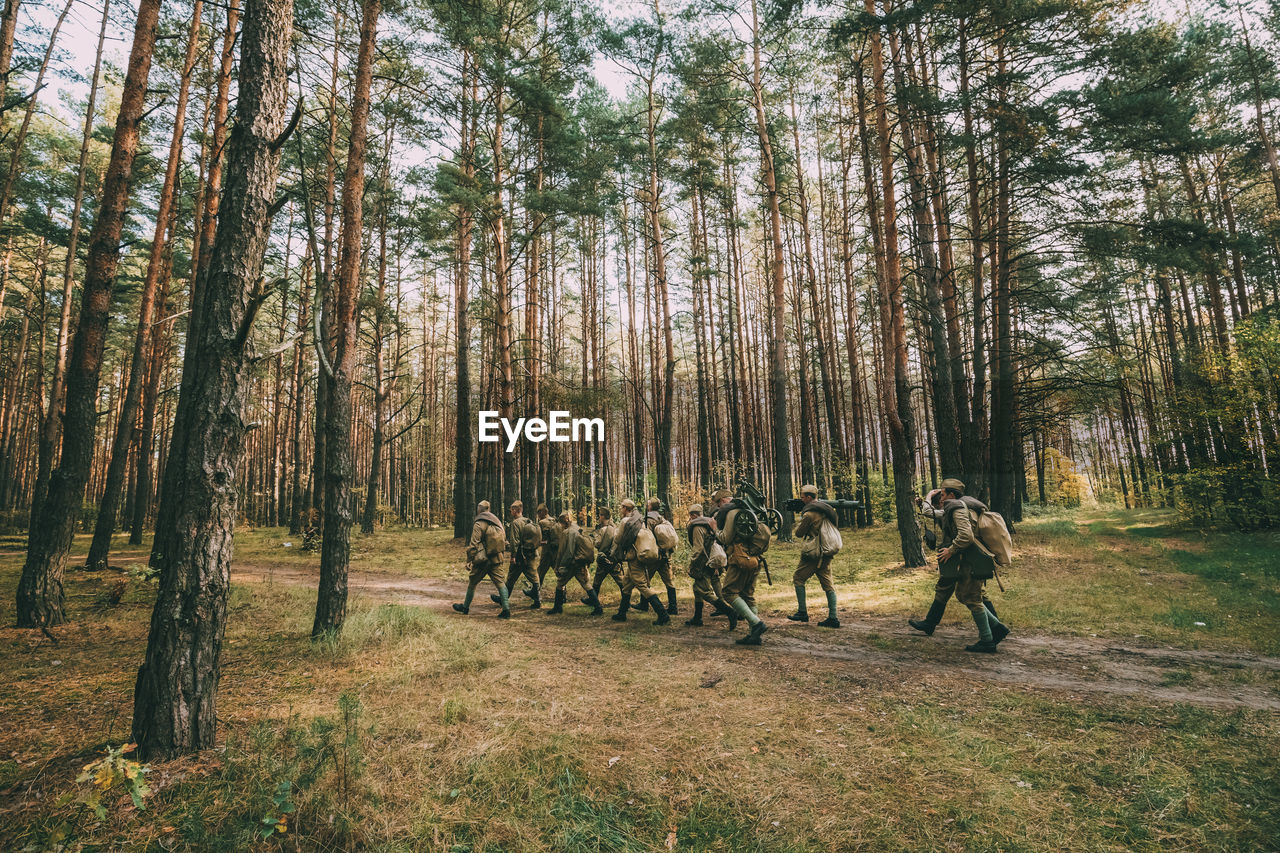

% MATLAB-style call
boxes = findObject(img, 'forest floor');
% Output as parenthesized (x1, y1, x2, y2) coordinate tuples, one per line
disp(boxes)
(0, 507, 1277, 851)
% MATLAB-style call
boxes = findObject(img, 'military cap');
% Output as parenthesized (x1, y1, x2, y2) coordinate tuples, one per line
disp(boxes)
(689, 503, 703, 515)
(711, 489, 732, 503)
(477, 500, 490, 512)
(536, 503, 548, 514)
(620, 498, 636, 509)
(800, 484, 818, 498)
(510, 500, 523, 510)
(940, 478, 966, 495)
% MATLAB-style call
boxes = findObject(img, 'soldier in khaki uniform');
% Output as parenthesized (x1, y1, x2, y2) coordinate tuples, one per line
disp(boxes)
(534, 503, 560, 593)
(453, 501, 511, 618)
(643, 497, 679, 615)
(584, 507, 624, 606)
(788, 484, 841, 628)
(909, 481, 1002, 636)
(546, 512, 604, 615)
(497, 500, 542, 609)
(684, 504, 734, 627)
(712, 489, 767, 645)
(908, 478, 1009, 652)
(609, 499, 669, 625)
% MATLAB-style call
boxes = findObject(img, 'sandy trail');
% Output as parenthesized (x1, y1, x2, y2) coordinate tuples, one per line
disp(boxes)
(232, 562, 1280, 712)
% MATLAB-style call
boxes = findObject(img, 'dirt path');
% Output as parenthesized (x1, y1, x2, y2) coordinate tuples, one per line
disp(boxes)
(235, 563, 1280, 712)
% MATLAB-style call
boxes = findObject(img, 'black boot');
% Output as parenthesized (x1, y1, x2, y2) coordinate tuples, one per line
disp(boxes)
(685, 600, 705, 627)
(984, 599, 999, 620)
(581, 585, 600, 606)
(788, 611, 809, 622)
(965, 639, 998, 653)
(452, 603, 469, 615)
(529, 584, 542, 609)
(649, 595, 670, 625)
(635, 594, 650, 612)
(735, 620, 768, 646)
(587, 589, 604, 615)
(991, 620, 1010, 645)
(548, 588, 565, 614)
(612, 596, 630, 622)
(712, 599, 734, 619)
(908, 599, 947, 636)
(666, 586, 679, 615)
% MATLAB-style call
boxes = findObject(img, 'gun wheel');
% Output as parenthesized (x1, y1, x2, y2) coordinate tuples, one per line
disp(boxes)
(765, 508, 783, 531)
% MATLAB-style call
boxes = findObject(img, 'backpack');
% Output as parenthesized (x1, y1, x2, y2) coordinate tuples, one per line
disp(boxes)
(513, 517, 541, 552)
(480, 519, 506, 559)
(706, 540, 727, 571)
(573, 529, 596, 564)
(736, 508, 771, 557)
(974, 509, 1013, 567)
(652, 519, 679, 553)
(634, 525, 660, 562)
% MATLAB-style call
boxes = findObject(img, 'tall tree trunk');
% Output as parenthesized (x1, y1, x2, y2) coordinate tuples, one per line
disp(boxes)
(131, 0, 293, 759)
(31, 0, 109, 517)
(749, 0, 793, 531)
(314, 0, 380, 638)
(452, 50, 475, 539)
(86, 0, 204, 571)
(15, 0, 162, 628)
(863, 1, 924, 566)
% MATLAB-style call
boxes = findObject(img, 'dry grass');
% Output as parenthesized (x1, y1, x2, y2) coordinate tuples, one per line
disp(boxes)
(0, 510, 1277, 851)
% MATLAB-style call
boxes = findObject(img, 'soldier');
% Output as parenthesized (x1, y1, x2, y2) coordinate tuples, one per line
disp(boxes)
(909, 483, 1002, 634)
(453, 500, 511, 618)
(534, 503, 560, 595)
(684, 504, 734, 627)
(644, 497, 680, 615)
(548, 512, 604, 615)
(583, 506, 624, 606)
(788, 484, 842, 628)
(609, 498, 670, 624)
(713, 489, 768, 645)
(908, 478, 1009, 652)
(494, 500, 541, 609)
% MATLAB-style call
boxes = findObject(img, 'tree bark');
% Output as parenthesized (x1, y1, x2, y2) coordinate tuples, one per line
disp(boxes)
(749, 0, 793, 531)
(131, 0, 294, 759)
(314, 0, 380, 638)
(87, 0, 204, 570)
(16, 0, 162, 628)
(863, 0, 924, 566)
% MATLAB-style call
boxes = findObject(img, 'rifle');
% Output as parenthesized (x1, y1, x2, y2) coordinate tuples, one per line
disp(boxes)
(761, 555, 771, 585)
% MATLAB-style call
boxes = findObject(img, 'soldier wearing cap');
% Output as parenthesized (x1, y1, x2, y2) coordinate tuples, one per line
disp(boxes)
(547, 511, 604, 615)
(609, 498, 670, 624)
(533, 503, 560, 602)
(498, 500, 542, 609)
(909, 478, 1009, 652)
(684, 503, 734, 627)
(643, 497, 680, 615)
(712, 488, 768, 645)
(454, 500, 511, 618)
(585, 506, 624, 606)
(788, 484, 842, 628)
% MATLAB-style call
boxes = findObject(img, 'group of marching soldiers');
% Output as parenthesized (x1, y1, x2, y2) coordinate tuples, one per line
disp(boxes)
(456, 477, 1011, 652)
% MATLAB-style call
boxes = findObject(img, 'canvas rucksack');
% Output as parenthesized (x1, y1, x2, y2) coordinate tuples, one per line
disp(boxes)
(634, 525, 660, 562)
(973, 509, 1013, 567)
(573, 529, 596, 564)
(513, 517, 541, 552)
(480, 519, 506, 559)
(652, 519, 679, 553)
